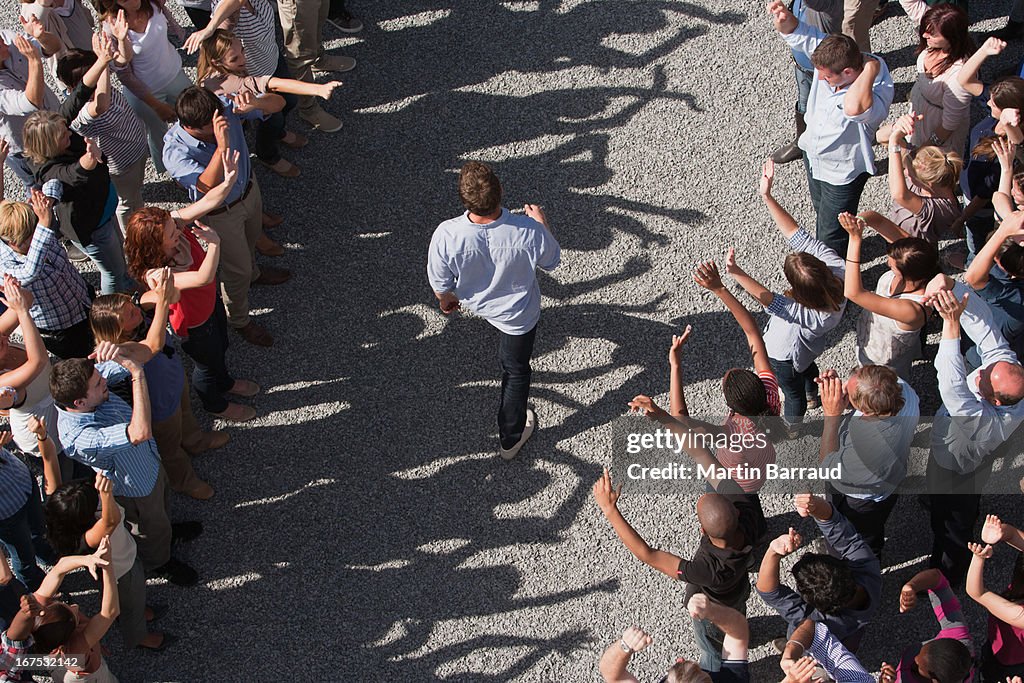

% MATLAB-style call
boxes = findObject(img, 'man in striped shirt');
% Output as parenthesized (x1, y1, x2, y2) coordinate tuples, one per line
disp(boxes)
(51, 342, 199, 586)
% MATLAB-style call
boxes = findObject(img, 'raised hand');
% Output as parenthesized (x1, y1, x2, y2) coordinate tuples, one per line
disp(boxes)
(232, 90, 255, 114)
(82, 537, 112, 580)
(94, 471, 114, 497)
(524, 204, 547, 226)
(767, 0, 797, 34)
(90, 339, 120, 364)
(793, 492, 825, 518)
(900, 582, 918, 613)
(993, 136, 1017, 170)
(724, 247, 739, 276)
(982, 36, 1007, 57)
(982, 514, 1006, 545)
(26, 414, 46, 441)
(769, 527, 802, 556)
(816, 372, 847, 417)
(18, 14, 45, 39)
(782, 656, 818, 683)
(968, 542, 994, 559)
(932, 289, 969, 324)
(190, 221, 221, 246)
(669, 325, 692, 367)
(1002, 107, 1021, 130)
(183, 26, 214, 54)
(220, 148, 240, 188)
(592, 467, 622, 514)
(212, 111, 230, 149)
(758, 158, 775, 197)
(110, 10, 129, 41)
(693, 261, 724, 291)
(93, 31, 116, 63)
(619, 625, 653, 653)
(628, 394, 665, 418)
(12, 35, 39, 63)
(85, 137, 103, 163)
(838, 211, 865, 240)
(0, 274, 28, 313)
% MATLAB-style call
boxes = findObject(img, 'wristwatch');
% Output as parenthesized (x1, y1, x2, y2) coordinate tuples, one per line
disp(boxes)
(619, 640, 633, 653)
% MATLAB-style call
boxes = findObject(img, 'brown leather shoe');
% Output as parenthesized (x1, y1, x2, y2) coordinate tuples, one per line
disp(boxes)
(212, 402, 257, 422)
(260, 157, 301, 178)
(228, 379, 260, 397)
(183, 431, 230, 456)
(253, 266, 291, 286)
(280, 131, 309, 149)
(236, 322, 273, 347)
(262, 211, 284, 229)
(256, 233, 284, 257)
(183, 480, 214, 500)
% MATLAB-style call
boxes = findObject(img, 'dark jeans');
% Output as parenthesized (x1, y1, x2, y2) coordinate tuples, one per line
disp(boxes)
(965, 210, 994, 260)
(255, 56, 300, 164)
(803, 154, 871, 255)
(0, 476, 54, 592)
(39, 318, 95, 360)
(498, 325, 536, 450)
(794, 64, 813, 116)
(768, 358, 819, 421)
(927, 456, 993, 587)
(829, 490, 898, 560)
(329, 0, 347, 16)
(183, 6, 211, 29)
(180, 296, 234, 414)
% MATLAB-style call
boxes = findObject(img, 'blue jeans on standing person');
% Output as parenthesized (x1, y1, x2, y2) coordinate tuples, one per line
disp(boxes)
(75, 216, 133, 294)
(0, 477, 54, 593)
(769, 358, 820, 422)
(498, 325, 537, 450)
(795, 64, 813, 115)
(254, 56, 300, 165)
(180, 296, 235, 414)
(802, 154, 871, 256)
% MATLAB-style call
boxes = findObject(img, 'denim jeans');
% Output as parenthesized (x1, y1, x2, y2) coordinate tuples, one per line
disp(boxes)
(122, 69, 193, 175)
(254, 56, 300, 164)
(75, 216, 133, 294)
(803, 154, 871, 255)
(686, 582, 749, 672)
(180, 296, 235, 414)
(794, 64, 813, 116)
(0, 476, 54, 592)
(769, 357, 819, 421)
(965, 211, 994, 260)
(498, 325, 537, 450)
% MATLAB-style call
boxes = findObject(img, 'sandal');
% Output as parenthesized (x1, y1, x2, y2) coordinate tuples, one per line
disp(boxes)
(281, 130, 309, 149)
(260, 157, 301, 178)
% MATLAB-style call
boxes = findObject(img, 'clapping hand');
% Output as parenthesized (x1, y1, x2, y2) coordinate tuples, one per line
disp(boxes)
(815, 371, 847, 417)
(932, 289, 969, 324)
(993, 136, 1018, 170)
(968, 542, 994, 559)
(724, 247, 740, 276)
(838, 212, 865, 240)
(793, 492, 826, 518)
(110, 10, 129, 41)
(18, 14, 45, 39)
(12, 35, 38, 63)
(758, 159, 775, 197)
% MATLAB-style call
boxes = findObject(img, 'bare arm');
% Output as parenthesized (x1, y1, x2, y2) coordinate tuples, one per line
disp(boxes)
(966, 212, 1024, 290)
(694, 260, 772, 374)
(82, 538, 118, 647)
(83, 476, 120, 548)
(841, 215, 926, 326)
(858, 209, 910, 243)
(0, 278, 48, 391)
(959, 38, 1006, 98)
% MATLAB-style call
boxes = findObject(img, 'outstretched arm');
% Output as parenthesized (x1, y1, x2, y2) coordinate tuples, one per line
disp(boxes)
(888, 116, 926, 214)
(598, 626, 650, 683)
(694, 260, 772, 375)
(959, 37, 1005, 98)
(628, 396, 730, 490)
(592, 469, 683, 578)
(727, 248, 774, 307)
(759, 159, 801, 241)
(966, 211, 1024, 290)
(757, 528, 803, 593)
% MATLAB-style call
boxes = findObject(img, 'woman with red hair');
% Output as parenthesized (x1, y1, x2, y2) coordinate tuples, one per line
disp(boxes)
(124, 151, 258, 423)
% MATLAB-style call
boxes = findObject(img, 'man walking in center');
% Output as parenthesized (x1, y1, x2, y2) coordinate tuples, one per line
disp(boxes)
(427, 161, 560, 460)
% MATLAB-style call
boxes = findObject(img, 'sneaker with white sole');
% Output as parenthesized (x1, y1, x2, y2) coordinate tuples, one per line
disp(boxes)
(499, 408, 536, 460)
(299, 107, 343, 133)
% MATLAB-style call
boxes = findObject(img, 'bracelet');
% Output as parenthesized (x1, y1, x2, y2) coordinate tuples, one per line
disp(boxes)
(846, 258, 861, 263)
(785, 640, 806, 654)
(619, 639, 633, 654)
(36, 434, 47, 442)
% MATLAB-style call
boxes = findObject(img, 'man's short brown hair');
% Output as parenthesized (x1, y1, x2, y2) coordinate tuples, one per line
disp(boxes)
(811, 34, 864, 74)
(458, 161, 502, 216)
(49, 358, 95, 409)
(850, 365, 904, 417)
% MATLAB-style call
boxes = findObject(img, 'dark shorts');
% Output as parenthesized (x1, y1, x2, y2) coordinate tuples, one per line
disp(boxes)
(710, 661, 749, 683)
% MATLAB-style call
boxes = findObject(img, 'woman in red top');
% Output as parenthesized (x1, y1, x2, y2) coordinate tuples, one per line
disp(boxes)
(123, 150, 258, 422)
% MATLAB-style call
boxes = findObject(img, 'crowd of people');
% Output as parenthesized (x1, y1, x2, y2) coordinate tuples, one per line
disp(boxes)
(0, 0, 362, 678)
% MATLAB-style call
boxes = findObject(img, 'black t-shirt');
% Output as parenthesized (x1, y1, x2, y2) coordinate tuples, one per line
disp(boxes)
(676, 481, 766, 606)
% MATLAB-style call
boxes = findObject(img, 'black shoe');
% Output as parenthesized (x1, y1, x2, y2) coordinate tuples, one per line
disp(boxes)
(771, 141, 802, 164)
(171, 521, 203, 543)
(152, 558, 198, 586)
(327, 10, 363, 32)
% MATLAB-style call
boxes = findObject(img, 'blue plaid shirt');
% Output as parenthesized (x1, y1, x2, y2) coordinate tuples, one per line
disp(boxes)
(0, 448, 31, 519)
(56, 362, 160, 498)
(0, 225, 91, 331)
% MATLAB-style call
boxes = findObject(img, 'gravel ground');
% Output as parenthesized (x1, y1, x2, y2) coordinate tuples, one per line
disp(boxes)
(6, 0, 1024, 681)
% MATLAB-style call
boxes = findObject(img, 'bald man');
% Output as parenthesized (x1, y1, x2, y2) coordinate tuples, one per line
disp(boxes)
(927, 287, 1024, 586)
(593, 454, 766, 672)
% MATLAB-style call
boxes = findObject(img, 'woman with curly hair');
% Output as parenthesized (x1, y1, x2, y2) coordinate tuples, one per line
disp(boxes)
(123, 151, 259, 422)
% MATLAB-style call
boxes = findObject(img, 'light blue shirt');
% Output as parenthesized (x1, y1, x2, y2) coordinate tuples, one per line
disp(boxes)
(783, 21, 894, 185)
(931, 282, 1024, 474)
(427, 209, 560, 335)
(56, 361, 161, 498)
(162, 99, 257, 203)
(763, 228, 846, 371)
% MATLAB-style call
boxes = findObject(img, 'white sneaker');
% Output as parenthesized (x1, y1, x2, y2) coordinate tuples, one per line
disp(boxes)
(499, 409, 536, 460)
